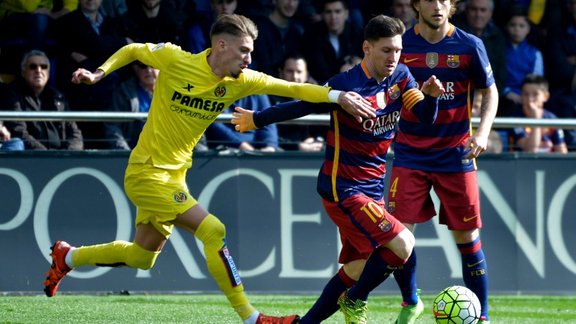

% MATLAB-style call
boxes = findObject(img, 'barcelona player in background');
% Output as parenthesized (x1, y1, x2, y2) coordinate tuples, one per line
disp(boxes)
(233, 15, 445, 324)
(389, 0, 498, 323)
(42, 14, 376, 324)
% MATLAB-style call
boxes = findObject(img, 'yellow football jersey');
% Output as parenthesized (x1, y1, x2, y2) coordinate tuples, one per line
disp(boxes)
(98, 43, 332, 169)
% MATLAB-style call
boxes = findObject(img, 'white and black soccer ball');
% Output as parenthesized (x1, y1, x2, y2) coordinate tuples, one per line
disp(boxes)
(433, 285, 481, 324)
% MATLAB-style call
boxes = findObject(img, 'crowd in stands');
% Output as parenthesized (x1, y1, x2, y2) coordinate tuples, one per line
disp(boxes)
(0, 0, 574, 153)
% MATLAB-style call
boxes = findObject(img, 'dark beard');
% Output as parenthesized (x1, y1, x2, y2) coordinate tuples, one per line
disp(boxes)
(422, 16, 441, 30)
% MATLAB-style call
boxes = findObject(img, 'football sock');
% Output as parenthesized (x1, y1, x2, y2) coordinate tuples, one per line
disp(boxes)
(195, 214, 255, 320)
(393, 250, 419, 305)
(458, 238, 489, 320)
(300, 267, 356, 323)
(72, 240, 159, 269)
(347, 247, 402, 301)
(243, 311, 259, 324)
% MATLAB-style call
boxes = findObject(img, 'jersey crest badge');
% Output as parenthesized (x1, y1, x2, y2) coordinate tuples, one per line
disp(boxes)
(447, 54, 460, 68)
(214, 86, 226, 97)
(388, 84, 401, 101)
(426, 52, 439, 69)
(173, 191, 188, 203)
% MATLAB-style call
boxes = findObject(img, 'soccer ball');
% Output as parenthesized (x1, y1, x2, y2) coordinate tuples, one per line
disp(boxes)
(433, 285, 481, 324)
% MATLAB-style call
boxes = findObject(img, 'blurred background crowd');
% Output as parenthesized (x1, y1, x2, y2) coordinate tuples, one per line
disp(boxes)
(0, 0, 575, 153)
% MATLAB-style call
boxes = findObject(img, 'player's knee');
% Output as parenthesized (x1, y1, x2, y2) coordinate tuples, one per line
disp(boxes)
(196, 214, 226, 246)
(388, 229, 416, 266)
(126, 243, 160, 270)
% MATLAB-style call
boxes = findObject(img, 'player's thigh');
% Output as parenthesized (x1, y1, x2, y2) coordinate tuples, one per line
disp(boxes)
(323, 194, 405, 263)
(125, 163, 197, 238)
(431, 171, 481, 230)
(387, 166, 436, 224)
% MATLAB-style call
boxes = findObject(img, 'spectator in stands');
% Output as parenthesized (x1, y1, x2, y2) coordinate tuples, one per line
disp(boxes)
(205, 94, 280, 152)
(55, 0, 132, 149)
(105, 61, 157, 150)
(339, 54, 361, 73)
(182, 0, 238, 54)
(0, 81, 25, 151)
(118, 0, 185, 44)
(303, 0, 363, 84)
(454, 0, 507, 115)
(251, 0, 305, 77)
(99, 0, 128, 18)
(389, 0, 417, 29)
(501, 8, 545, 117)
(543, 0, 576, 149)
(510, 74, 567, 153)
(0, 0, 77, 78)
(270, 53, 328, 152)
(2, 50, 83, 150)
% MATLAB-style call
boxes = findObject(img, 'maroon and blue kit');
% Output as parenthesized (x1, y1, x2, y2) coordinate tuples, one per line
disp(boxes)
(254, 60, 438, 262)
(389, 24, 495, 230)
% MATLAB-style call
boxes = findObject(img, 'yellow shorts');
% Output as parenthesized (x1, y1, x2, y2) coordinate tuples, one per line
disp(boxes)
(124, 162, 197, 238)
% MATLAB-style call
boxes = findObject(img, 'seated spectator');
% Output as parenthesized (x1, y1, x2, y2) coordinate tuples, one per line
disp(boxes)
(302, 0, 363, 84)
(105, 61, 157, 150)
(0, 121, 24, 151)
(205, 94, 279, 152)
(251, 0, 305, 77)
(454, 0, 507, 115)
(99, 0, 128, 18)
(2, 50, 83, 150)
(182, 0, 238, 54)
(509, 74, 567, 153)
(0, 0, 77, 77)
(543, 0, 576, 149)
(270, 53, 328, 152)
(118, 0, 185, 44)
(55, 0, 131, 149)
(501, 8, 545, 117)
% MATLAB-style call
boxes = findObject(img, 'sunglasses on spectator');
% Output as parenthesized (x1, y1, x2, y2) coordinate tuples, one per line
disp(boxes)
(28, 63, 49, 70)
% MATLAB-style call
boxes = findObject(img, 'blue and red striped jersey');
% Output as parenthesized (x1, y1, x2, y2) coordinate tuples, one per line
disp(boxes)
(318, 62, 425, 202)
(394, 24, 495, 172)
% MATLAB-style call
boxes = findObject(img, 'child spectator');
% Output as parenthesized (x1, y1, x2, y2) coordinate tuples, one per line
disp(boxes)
(501, 9, 544, 117)
(510, 74, 567, 153)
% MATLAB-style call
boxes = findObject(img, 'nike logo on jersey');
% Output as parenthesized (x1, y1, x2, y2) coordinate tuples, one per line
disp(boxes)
(403, 58, 419, 63)
(463, 215, 479, 222)
(182, 83, 194, 91)
(466, 259, 484, 267)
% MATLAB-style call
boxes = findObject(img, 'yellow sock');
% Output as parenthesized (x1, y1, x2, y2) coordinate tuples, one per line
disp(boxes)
(195, 214, 255, 320)
(72, 240, 159, 269)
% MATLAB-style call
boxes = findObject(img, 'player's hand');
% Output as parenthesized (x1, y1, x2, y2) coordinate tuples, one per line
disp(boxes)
(71, 68, 104, 85)
(231, 107, 257, 132)
(421, 75, 445, 97)
(465, 134, 488, 159)
(338, 91, 375, 122)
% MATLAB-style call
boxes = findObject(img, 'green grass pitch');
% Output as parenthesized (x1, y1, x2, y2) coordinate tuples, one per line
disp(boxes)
(1, 294, 575, 323)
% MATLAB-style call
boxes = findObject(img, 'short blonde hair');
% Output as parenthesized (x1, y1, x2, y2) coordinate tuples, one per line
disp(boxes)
(210, 14, 258, 41)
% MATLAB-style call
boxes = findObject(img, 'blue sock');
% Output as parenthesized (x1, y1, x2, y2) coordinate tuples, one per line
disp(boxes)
(300, 267, 355, 324)
(347, 248, 398, 301)
(458, 238, 489, 320)
(393, 251, 418, 305)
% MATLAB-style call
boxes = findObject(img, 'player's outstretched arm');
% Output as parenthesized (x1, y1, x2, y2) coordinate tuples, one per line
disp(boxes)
(337, 91, 375, 122)
(71, 68, 106, 85)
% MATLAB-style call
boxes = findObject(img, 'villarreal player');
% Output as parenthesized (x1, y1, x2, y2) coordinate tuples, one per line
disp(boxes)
(42, 14, 375, 324)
